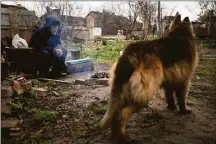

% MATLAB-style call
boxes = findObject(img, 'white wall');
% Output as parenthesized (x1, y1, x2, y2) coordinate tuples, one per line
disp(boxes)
(93, 27, 101, 36)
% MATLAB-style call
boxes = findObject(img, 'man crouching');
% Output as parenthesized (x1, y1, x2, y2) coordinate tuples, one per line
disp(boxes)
(29, 16, 67, 78)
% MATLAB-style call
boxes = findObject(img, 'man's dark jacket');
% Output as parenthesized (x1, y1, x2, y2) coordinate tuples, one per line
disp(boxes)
(29, 16, 61, 52)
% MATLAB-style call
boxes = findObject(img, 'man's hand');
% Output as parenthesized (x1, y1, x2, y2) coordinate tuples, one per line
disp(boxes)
(54, 48, 63, 56)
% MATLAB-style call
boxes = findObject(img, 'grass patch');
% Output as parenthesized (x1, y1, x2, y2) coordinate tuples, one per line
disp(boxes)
(196, 59, 216, 79)
(91, 105, 106, 115)
(197, 39, 216, 49)
(11, 102, 23, 111)
(88, 102, 106, 115)
(81, 40, 131, 64)
(29, 108, 57, 122)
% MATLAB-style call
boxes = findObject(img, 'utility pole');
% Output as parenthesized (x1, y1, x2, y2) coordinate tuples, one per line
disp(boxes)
(161, 7, 164, 37)
(158, 1, 161, 37)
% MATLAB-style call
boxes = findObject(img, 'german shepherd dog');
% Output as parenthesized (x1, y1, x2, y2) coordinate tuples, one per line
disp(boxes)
(100, 14, 198, 143)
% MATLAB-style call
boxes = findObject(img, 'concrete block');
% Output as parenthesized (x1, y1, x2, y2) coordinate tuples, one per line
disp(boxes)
(2, 80, 13, 86)
(1, 120, 20, 128)
(22, 81, 32, 91)
(1, 86, 13, 97)
(85, 78, 95, 86)
(10, 127, 21, 137)
(75, 79, 86, 85)
(95, 78, 109, 86)
(1, 98, 11, 114)
(32, 87, 48, 97)
(13, 80, 24, 95)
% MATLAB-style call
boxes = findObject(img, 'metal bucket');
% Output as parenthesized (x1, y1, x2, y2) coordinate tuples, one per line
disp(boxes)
(70, 50, 80, 60)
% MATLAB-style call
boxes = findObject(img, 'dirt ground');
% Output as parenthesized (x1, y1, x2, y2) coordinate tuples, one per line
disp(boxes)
(2, 52, 216, 144)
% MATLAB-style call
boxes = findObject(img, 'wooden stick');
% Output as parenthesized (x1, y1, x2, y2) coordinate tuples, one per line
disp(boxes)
(37, 78, 73, 84)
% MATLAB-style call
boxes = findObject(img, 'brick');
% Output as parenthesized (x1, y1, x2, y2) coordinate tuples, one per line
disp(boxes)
(85, 78, 95, 86)
(75, 79, 86, 85)
(1, 86, 13, 97)
(13, 80, 24, 95)
(95, 78, 109, 86)
(10, 127, 21, 137)
(22, 81, 32, 91)
(1, 120, 20, 128)
(10, 127, 21, 131)
(2, 80, 13, 86)
(32, 87, 48, 97)
(1, 98, 11, 114)
(10, 132, 20, 137)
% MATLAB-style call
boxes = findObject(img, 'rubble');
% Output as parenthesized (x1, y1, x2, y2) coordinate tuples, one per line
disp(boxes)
(13, 80, 25, 95)
(1, 86, 13, 97)
(95, 78, 109, 86)
(32, 87, 48, 97)
(62, 115, 68, 120)
(74, 78, 109, 86)
(53, 91, 60, 96)
(10, 127, 21, 137)
(1, 120, 20, 128)
(1, 120, 21, 138)
(1, 98, 11, 114)
(90, 72, 109, 78)
(22, 81, 32, 91)
(84, 78, 95, 86)
(75, 79, 86, 85)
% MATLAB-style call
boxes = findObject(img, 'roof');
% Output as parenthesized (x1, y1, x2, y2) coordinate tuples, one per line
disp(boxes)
(86, 10, 143, 30)
(85, 11, 103, 19)
(1, 4, 39, 29)
(40, 9, 86, 27)
(1, 3, 27, 10)
(163, 16, 175, 22)
(61, 15, 86, 26)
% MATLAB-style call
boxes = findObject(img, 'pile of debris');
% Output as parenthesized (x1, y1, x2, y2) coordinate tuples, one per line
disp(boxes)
(90, 72, 109, 79)
(1, 77, 28, 139)
(74, 72, 110, 86)
(1, 76, 49, 140)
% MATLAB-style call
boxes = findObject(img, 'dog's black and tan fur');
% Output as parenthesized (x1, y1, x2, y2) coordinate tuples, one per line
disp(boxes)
(100, 14, 198, 143)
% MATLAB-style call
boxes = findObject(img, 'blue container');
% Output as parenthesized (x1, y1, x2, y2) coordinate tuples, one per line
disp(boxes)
(66, 58, 94, 74)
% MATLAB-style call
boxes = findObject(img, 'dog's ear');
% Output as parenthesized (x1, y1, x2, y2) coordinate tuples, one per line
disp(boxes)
(174, 14, 181, 23)
(175, 11, 179, 17)
(183, 17, 190, 23)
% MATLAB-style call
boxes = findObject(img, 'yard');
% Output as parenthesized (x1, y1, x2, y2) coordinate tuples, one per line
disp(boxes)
(2, 39, 216, 144)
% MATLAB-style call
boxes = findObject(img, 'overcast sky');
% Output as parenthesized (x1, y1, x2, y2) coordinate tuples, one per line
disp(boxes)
(1, 1, 201, 21)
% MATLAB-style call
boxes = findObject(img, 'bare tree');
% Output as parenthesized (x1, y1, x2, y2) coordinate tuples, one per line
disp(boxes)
(7, 3, 39, 38)
(125, 1, 142, 39)
(36, 1, 89, 41)
(198, 1, 216, 39)
(136, 1, 157, 40)
(187, 1, 216, 39)
(161, 8, 177, 37)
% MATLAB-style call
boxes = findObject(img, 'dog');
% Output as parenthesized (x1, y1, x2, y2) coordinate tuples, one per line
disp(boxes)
(100, 14, 199, 143)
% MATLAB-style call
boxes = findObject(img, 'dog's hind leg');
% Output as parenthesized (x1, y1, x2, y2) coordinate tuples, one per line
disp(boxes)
(176, 80, 191, 114)
(164, 87, 177, 110)
(111, 104, 140, 144)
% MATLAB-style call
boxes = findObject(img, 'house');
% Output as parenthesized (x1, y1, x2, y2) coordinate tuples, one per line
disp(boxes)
(85, 10, 142, 39)
(40, 9, 61, 23)
(40, 8, 88, 41)
(1, 3, 39, 43)
(163, 16, 175, 23)
(40, 9, 143, 41)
